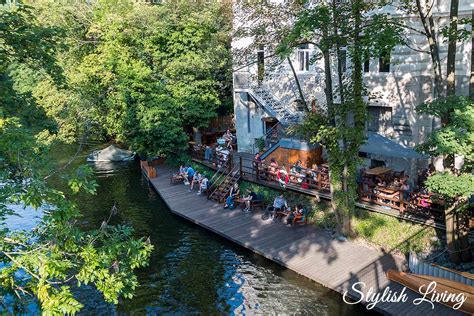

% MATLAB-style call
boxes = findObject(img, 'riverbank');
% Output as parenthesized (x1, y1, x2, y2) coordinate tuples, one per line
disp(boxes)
(148, 164, 463, 315)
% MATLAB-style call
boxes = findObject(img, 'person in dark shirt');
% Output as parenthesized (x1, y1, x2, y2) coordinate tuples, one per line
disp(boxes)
(241, 188, 257, 213)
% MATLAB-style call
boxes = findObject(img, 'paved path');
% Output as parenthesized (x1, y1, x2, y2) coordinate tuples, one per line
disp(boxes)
(149, 165, 464, 315)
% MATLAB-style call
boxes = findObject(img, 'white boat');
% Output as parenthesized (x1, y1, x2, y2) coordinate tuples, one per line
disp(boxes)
(87, 145, 135, 162)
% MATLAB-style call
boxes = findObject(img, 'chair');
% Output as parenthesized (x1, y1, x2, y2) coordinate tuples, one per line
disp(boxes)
(170, 174, 184, 185)
(250, 194, 265, 210)
(292, 210, 309, 225)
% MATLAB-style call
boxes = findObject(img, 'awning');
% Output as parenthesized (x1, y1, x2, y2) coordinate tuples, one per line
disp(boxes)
(359, 133, 425, 159)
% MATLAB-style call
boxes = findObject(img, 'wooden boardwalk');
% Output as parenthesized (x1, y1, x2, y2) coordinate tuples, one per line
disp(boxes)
(149, 165, 464, 315)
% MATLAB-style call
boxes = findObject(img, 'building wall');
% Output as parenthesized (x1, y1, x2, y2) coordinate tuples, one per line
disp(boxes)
(233, 92, 266, 153)
(232, 0, 472, 153)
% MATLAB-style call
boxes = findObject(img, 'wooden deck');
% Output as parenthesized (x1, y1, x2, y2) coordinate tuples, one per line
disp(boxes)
(149, 165, 464, 315)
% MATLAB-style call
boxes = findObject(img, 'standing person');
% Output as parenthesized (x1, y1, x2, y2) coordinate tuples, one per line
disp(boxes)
(224, 129, 233, 150)
(400, 178, 411, 201)
(224, 183, 240, 209)
(241, 188, 257, 213)
(253, 152, 262, 174)
(204, 145, 212, 161)
(186, 165, 195, 184)
(197, 174, 209, 195)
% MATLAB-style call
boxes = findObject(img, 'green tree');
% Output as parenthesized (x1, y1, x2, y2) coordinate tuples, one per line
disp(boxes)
(416, 96, 473, 263)
(281, 0, 402, 235)
(32, 0, 232, 158)
(0, 4, 153, 313)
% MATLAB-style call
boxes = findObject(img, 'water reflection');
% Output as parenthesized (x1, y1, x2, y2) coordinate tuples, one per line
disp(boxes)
(4, 158, 370, 315)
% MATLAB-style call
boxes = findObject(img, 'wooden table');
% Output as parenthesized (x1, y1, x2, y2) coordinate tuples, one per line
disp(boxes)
(366, 167, 393, 176)
(376, 185, 399, 195)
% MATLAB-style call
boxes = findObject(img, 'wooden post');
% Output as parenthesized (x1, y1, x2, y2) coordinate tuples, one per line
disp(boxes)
(239, 156, 243, 178)
(399, 190, 404, 212)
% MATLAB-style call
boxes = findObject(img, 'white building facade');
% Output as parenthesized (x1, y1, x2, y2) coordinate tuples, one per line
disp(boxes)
(232, 0, 472, 181)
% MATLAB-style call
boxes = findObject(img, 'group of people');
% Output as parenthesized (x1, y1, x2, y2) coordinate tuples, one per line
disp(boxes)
(223, 185, 308, 225)
(178, 165, 209, 195)
(202, 129, 236, 169)
(223, 185, 260, 214)
(253, 154, 323, 189)
(266, 193, 308, 226)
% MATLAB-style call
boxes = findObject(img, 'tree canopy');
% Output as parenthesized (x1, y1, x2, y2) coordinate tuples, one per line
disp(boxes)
(1, 0, 232, 313)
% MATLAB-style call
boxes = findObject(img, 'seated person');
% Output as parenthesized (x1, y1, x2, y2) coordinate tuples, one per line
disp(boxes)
(287, 204, 306, 225)
(224, 183, 240, 209)
(197, 174, 209, 195)
(267, 194, 288, 220)
(175, 165, 187, 180)
(290, 160, 305, 183)
(189, 172, 202, 191)
(277, 164, 290, 187)
(268, 158, 278, 180)
(376, 177, 386, 187)
(241, 188, 257, 213)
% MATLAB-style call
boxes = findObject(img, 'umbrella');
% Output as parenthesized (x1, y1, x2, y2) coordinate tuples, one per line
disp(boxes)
(359, 133, 426, 159)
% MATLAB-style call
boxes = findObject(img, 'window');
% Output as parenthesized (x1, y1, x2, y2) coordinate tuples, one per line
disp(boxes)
(257, 45, 264, 81)
(379, 51, 390, 72)
(340, 49, 347, 72)
(368, 106, 392, 133)
(364, 57, 370, 73)
(298, 44, 310, 71)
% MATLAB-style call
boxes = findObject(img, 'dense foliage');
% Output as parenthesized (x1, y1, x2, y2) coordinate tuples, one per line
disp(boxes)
(416, 96, 473, 263)
(280, 0, 402, 235)
(8, 0, 232, 157)
(0, 0, 232, 313)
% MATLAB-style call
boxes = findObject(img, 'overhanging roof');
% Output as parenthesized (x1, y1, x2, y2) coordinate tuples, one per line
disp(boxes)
(359, 133, 426, 159)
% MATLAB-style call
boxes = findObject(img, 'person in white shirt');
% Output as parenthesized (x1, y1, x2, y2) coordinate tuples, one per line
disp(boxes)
(197, 175, 209, 195)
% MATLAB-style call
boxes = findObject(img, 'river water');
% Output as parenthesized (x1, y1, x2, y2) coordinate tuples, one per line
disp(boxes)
(4, 156, 371, 315)
(72, 160, 370, 315)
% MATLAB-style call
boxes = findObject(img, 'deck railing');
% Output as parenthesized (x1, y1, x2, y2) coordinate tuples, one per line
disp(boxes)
(188, 150, 448, 222)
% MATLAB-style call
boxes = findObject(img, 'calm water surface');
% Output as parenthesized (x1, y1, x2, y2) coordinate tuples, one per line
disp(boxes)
(70, 160, 370, 315)
(4, 148, 371, 315)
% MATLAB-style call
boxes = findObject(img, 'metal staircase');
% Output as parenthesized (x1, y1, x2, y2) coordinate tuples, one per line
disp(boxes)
(249, 86, 302, 125)
(207, 167, 240, 203)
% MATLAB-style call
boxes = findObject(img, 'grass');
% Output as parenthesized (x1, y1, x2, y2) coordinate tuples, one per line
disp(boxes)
(311, 205, 442, 254)
(351, 208, 442, 254)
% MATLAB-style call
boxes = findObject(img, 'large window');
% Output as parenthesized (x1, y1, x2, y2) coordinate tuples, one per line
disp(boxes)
(340, 49, 347, 72)
(368, 106, 392, 133)
(379, 51, 391, 73)
(364, 57, 370, 73)
(257, 45, 264, 81)
(298, 44, 310, 71)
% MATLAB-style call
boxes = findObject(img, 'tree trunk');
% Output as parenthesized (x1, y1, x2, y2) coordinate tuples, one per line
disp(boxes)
(287, 57, 308, 111)
(322, 39, 334, 114)
(446, 0, 459, 96)
(445, 203, 461, 264)
(332, 0, 345, 104)
(416, 0, 444, 98)
(457, 211, 472, 262)
(470, 10, 474, 97)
